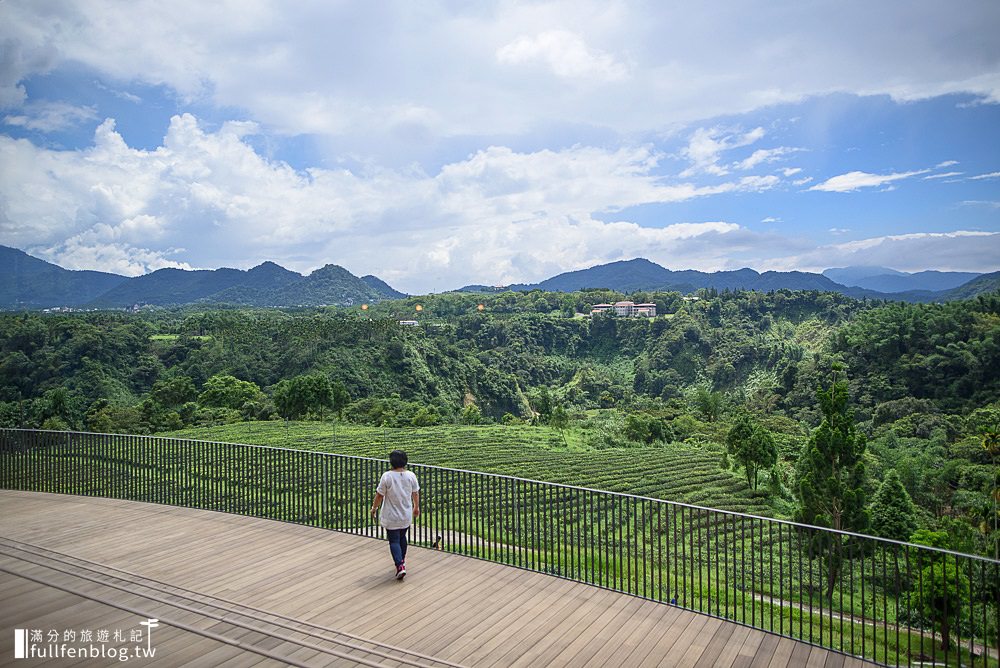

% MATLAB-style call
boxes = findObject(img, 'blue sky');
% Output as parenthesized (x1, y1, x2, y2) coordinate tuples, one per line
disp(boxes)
(1, 1, 998, 293)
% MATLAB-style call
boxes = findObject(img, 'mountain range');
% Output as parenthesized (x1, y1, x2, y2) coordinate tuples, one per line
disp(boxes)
(0, 246, 405, 310)
(821, 266, 980, 293)
(2, 245, 997, 310)
(461, 259, 998, 303)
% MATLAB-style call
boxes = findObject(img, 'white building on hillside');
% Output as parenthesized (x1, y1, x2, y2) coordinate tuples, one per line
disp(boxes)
(590, 301, 657, 317)
(634, 303, 657, 317)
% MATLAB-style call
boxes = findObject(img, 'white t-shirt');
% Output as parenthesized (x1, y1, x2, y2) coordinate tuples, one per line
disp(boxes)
(376, 469, 420, 530)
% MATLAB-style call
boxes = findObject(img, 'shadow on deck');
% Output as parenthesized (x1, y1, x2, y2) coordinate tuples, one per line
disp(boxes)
(0, 490, 870, 667)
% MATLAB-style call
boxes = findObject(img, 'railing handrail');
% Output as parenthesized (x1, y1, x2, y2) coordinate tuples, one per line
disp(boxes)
(6, 427, 998, 566)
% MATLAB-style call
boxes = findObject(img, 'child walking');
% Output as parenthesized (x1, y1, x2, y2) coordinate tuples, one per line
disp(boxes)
(370, 450, 420, 579)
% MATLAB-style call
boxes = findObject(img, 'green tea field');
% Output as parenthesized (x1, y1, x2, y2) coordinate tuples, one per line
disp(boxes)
(163, 421, 774, 516)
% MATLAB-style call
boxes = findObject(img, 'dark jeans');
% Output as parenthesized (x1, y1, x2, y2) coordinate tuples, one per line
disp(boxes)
(387, 527, 408, 567)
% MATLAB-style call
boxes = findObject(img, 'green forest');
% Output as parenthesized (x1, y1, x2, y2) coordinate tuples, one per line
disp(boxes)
(2, 288, 998, 559)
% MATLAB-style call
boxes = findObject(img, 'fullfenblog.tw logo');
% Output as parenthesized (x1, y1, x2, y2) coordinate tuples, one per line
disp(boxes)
(14, 618, 159, 661)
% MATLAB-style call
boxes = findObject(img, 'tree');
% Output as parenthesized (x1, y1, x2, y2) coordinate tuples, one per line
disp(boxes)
(151, 376, 197, 408)
(726, 415, 778, 491)
(549, 404, 569, 429)
(272, 373, 335, 420)
(795, 372, 869, 599)
(624, 413, 672, 445)
(530, 386, 554, 421)
(198, 375, 263, 410)
(981, 424, 1000, 559)
(411, 406, 441, 427)
(331, 380, 351, 418)
(460, 404, 483, 425)
(909, 529, 970, 653)
(692, 386, 723, 422)
(869, 469, 917, 542)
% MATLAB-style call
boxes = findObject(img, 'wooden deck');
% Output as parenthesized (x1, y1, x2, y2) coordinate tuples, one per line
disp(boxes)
(0, 490, 871, 667)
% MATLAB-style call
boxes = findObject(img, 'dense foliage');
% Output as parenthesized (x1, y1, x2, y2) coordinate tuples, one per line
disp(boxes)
(1, 288, 998, 556)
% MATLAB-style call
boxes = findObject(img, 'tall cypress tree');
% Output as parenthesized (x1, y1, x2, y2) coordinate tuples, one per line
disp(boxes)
(870, 469, 917, 542)
(795, 372, 869, 599)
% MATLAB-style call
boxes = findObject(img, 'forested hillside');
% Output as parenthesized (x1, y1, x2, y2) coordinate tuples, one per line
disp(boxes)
(1, 288, 997, 556)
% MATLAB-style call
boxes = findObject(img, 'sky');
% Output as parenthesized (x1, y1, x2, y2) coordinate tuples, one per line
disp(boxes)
(1, 1, 999, 294)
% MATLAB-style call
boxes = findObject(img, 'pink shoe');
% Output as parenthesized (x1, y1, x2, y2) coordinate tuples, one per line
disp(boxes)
(395, 563, 406, 580)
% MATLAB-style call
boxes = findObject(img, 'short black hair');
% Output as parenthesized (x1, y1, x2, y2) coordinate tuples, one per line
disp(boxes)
(389, 450, 408, 469)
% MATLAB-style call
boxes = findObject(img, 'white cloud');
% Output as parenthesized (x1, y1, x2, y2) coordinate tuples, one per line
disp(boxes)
(4, 1, 996, 143)
(762, 231, 1000, 274)
(5, 114, 994, 289)
(496, 30, 629, 82)
(0, 113, 790, 291)
(680, 126, 766, 177)
(48, 236, 193, 277)
(809, 169, 931, 192)
(959, 200, 1000, 209)
(761, 216, 781, 223)
(0, 31, 59, 107)
(734, 147, 800, 171)
(923, 171, 963, 180)
(828, 227, 851, 234)
(3, 101, 99, 132)
(93, 81, 142, 104)
(936, 160, 959, 168)
(781, 167, 802, 177)
(969, 171, 1000, 180)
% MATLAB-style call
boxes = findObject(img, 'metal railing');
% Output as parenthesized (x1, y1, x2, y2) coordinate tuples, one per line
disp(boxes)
(1, 429, 997, 667)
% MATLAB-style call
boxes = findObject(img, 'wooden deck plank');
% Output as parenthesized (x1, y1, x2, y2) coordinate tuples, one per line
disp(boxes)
(675, 616, 725, 667)
(806, 645, 831, 667)
(343, 559, 504, 639)
(711, 624, 751, 666)
(692, 619, 736, 668)
(767, 637, 798, 668)
(383, 563, 541, 649)
(2, 490, 863, 668)
(597, 603, 681, 667)
(550, 595, 648, 668)
(824, 651, 847, 668)
(484, 589, 614, 666)
(733, 628, 769, 668)
(0, 578, 235, 668)
(749, 632, 781, 668)
(652, 614, 711, 667)
(508, 598, 629, 666)
(426, 575, 572, 658)
(458, 581, 606, 665)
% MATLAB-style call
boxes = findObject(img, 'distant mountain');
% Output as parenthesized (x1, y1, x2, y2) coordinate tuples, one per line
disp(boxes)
(0, 246, 404, 309)
(931, 271, 1000, 301)
(3, 245, 995, 310)
(524, 258, 679, 292)
(823, 266, 906, 285)
(464, 257, 1000, 302)
(507, 258, 875, 297)
(201, 262, 312, 305)
(823, 266, 980, 293)
(0, 245, 127, 309)
(89, 267, 248, 307)
(361, 274, 407, 299)
(90, 263, 392, 308)
(282, 264, 385, 306)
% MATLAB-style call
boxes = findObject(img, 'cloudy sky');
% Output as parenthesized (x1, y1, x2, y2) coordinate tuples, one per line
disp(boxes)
(1, 1, 999, 293)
